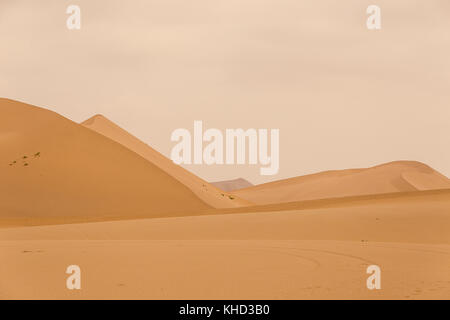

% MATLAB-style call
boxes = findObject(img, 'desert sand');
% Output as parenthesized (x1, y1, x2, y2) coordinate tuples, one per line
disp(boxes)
(0, 98, 211, 225)
(1, 98, 450, 299)
(233, 161, 450, 205)
(1, 188, 450, 299)
(81, 115, 251, 208)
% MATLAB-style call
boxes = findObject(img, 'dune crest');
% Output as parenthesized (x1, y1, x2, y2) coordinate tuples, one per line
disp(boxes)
(81, 114, 252, 208)
(233, 160, 450, 205)
(0, 98, 211, 222)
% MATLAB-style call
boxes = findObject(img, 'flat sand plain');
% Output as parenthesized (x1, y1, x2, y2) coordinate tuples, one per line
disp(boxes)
(1, 190, 449, 299)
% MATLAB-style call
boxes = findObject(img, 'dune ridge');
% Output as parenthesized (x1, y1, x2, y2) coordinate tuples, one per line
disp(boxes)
(81, 114, 251, 208)
(0, 98, 211, 221)
(233, 161, 450, 205)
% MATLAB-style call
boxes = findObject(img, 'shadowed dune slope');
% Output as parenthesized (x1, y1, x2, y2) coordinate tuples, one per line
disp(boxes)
(233, 161, 450, 205)
(211, 178, 253, 191)
(81, 114, 251, 208)
(0, 98, 211, 221)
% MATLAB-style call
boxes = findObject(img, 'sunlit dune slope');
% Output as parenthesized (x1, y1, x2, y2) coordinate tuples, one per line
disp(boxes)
(81, 114, 251, 208)
(0, 98, 211, 221)
(233, 161, 450, 205)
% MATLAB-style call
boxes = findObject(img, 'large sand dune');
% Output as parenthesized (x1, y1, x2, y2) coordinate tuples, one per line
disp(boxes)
(81, 114, 251, 208)
(233, 161, 450, 205)
(0, 98, 211, 223)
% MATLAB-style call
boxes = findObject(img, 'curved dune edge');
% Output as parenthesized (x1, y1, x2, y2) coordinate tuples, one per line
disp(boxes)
(81, 114, 252, 208)
(232, 161, 450, 205)
(0, 98, 211, 222)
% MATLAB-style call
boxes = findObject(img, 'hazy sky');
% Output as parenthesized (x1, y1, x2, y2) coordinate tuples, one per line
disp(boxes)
(1, 0, 449, 184)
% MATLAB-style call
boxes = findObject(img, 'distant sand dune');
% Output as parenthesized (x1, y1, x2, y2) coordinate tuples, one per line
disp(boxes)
(211, 178, 253, 191)
(233, 161, 450, 205)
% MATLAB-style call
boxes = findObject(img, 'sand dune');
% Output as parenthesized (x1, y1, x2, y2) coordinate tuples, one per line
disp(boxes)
(211, 178, 253, 191)
(1, 188, 449, 299)
(233, 161, 450, 205)
(0, 98, 211, 223)
(81, 114, 251, 208)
